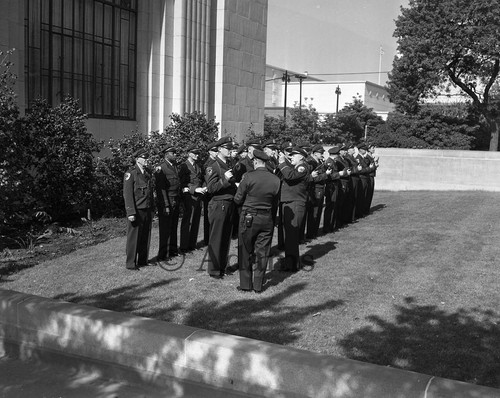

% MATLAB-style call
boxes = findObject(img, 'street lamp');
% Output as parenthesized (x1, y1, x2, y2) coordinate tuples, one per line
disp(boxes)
(294, 71, 308, 114)
(282, 70, 291, 119)
(335, 85, 341, 113)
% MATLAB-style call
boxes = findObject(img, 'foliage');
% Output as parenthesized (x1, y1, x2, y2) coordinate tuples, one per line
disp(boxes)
(369, 108, 478, 149)
(388, 0, 500, 150)
(93, 111, 219, 217)
(321, 98, 384, 145)
(1, 49, 101, 235)
(24, 97, 102, 219)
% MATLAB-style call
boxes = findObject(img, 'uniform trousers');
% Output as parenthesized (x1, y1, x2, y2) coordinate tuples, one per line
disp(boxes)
(282, 201, 306, 272)
(277, 202, 285, 250)
(206, 199, 234, 276)
(323, 181, 340, 233)
(180, 193, 202, 252)
(357, 176, 370, 218)
(238, 209, 273, 291)
(306, 187, 325, 239)
(203, 197, 210, 245)
(366, 176, 375, 215)
(126, 208, 152, 269)
(157, 197, 179, 259)
(351, 176, 361, 220)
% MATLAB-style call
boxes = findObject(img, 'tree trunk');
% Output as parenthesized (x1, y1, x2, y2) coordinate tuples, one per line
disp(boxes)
(487, 115, 499, 151)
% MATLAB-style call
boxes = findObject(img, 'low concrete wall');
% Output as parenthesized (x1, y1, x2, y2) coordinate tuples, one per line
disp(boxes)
(1, 289, 498, 397)
(374, 148, 500, 191)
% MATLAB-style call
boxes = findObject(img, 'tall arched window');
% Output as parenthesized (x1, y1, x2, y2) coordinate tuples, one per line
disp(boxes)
(25, 0, 137, 119)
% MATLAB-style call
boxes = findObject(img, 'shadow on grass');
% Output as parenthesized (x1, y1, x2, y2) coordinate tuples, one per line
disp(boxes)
(369, 203, 386, 214)
(339, 296, 500, 388)
(301, 240, 337, 266)
(182, 282, 345, 346)
(53, 279, 181, 316)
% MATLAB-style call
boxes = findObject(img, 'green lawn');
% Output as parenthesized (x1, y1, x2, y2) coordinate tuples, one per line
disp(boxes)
(2, 191, 500, 388)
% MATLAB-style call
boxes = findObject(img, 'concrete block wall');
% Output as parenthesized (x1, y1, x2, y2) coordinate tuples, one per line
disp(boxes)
(1, 289, 499, 398)
(374, 148, 500, 191)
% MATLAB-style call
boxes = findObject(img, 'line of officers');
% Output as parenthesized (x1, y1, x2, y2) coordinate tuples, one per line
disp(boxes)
(123, 137, 379, 293)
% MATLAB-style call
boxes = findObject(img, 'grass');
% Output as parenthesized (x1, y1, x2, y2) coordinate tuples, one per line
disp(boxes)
(2, 191, 500, 388)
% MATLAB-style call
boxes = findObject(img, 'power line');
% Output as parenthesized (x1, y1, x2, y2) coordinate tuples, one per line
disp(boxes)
(309, 71, 390, 76)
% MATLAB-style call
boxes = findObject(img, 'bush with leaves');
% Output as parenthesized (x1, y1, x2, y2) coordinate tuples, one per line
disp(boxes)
(369, 108, 478, 149)
(92, 111, 220, 217)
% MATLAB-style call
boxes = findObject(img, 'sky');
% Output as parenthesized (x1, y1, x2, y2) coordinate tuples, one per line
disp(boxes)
(266, 0, 409, 85)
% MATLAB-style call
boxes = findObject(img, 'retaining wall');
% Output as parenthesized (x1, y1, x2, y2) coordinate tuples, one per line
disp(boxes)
(374, 148, 500, 191)
(1, 289, 498, 398)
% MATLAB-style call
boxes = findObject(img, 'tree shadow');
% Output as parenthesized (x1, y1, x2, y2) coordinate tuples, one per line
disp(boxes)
(339, 297, 500, 388)
(53, 279, 181, 317)
(183, 283, 345, 346)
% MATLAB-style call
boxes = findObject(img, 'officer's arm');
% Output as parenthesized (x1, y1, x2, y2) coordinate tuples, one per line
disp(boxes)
(233, 175, 248, 205)
(123, 172, 136, 217)
(278, 162, 308, 182)
(155, 168, 170, 208)
(206, 164, 231, 194)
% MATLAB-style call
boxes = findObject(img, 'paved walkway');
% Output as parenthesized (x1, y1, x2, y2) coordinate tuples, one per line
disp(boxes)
(0, 355, 257, 398)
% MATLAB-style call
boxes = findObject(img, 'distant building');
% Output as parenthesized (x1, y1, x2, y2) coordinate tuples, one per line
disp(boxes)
(0, 0, 268, 142)
(265, 65, 394, 120)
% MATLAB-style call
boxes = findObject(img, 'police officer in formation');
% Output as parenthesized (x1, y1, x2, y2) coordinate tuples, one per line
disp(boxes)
(204, 136, 237, 278)
(155, 145, 180, 261)
(178, 144, 207, 253)
(123, 148, 154, 270)
(234, 149, 280, 293)
(122, 138, 378, 291)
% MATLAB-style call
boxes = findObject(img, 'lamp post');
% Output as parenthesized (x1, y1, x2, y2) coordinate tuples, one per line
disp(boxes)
(282, 70, 290, 119)
(335, 85, 341, 114)
(294, 71, 308, 115)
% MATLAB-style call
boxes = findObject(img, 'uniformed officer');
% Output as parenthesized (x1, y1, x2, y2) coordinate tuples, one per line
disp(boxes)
(275, 140, 294, 250)
(366, 143, 379, 215)
(355, 142, 376, 217)
(155, 145, 180, 261)
(123, 148, 154, 270)
(337, 144, 354, 226)
(179, 144, 207, 253)
(263, 139, 279, 173)
(345, 143, 362, 221)
(324, 146, 350, 231)
(205, 136, 238, 278)
(305, 144, 330, 239)
(234, 149, 281, 293)
(298, 141, 313, 243)
(203, 142, 218, 245)
(277, 146, 314, 272)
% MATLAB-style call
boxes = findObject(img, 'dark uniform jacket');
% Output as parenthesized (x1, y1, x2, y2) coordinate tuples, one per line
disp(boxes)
(179, 159, 203, 198)
(205, 156, 237, 200)
(155, 160, 180, 210)
(123, 166, 154, 217)
(278, 160, 311, 203)
(355, 154, 373, 177)
(234, 167, 281, 212)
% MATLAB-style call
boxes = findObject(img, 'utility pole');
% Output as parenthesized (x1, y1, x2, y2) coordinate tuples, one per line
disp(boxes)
(282, 70, 290, 119)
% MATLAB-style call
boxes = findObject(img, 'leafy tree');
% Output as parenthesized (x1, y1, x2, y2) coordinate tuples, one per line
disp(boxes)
(369, 108, 478, 149)
(322, 98, 384, 145)
(24, 97, 102, 220)
(388, 0, 500, 150)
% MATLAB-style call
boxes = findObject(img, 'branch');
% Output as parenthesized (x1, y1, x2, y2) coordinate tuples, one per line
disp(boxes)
(446, 64, 480, 108)
(483, 58, 500, 107)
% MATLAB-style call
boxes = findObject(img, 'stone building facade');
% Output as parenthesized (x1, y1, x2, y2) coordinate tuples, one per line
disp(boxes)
(0, 0, 268, 142)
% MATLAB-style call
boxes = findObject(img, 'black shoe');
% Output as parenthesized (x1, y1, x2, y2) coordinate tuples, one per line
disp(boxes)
(126, 267, 140, 271)
(210, 274, 223, 279)
(237, 286, 252, 292)
(253, 290, 262, 294)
